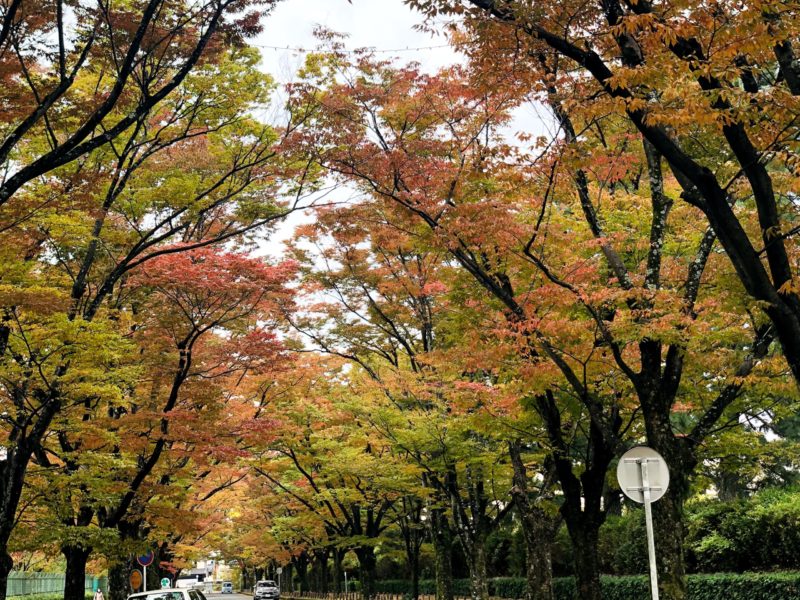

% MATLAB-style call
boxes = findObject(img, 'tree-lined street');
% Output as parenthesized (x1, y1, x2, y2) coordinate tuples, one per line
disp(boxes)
(1, 1, 799, 600)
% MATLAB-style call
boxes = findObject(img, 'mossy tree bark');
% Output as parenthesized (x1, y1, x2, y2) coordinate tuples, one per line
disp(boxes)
(429, 507, 455, 600)
(354, 546, 377, 600)
(509, 441, 561, 600)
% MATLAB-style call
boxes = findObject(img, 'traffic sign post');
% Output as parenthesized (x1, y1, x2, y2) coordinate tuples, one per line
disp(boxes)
(137, 551, 155, 592)
(130, 569, 143, 592)
(617, 446, 670, 600)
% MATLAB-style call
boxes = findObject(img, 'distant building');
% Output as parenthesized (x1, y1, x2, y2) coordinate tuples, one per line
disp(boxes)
(176, 558, 232, 588)
(176, 567, 208, 588)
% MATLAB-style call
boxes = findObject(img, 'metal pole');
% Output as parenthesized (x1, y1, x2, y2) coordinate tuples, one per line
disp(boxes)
(144, 565, 147, 593)
(640, 459, 659, 600)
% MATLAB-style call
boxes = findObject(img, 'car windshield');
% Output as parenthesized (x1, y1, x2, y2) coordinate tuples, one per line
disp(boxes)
(133, 594, 183, 600)
(257, 582, 277, 588)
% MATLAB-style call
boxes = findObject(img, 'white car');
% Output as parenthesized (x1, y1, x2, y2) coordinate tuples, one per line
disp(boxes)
(128, 589, 209, 600)
(254, 581, 279, 600)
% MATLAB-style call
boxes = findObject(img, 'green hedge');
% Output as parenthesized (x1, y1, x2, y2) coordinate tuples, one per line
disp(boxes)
(375, 579, 472, 596)
(8, 595, 94, 600)
(594, 489, 800, 576)
(376, 573, 800, 599)
(686, 573, 800, 600)
(685, 490, 800, 573)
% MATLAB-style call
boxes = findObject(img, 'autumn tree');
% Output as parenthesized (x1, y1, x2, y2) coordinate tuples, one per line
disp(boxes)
(247, 366, 410, 600)
(0, 30, 315, 595)
(404, 0, 800, 391)
(27, 246, 294, 600)
(286, 201, 540, 600)
(286, 53, 621, 599)
(288, 47, 794, 600)
(0, 0, 275, 209)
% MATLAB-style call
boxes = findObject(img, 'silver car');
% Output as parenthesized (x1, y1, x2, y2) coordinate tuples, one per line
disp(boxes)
(128, 589, 208, 600)
(254, 580, 279, 600)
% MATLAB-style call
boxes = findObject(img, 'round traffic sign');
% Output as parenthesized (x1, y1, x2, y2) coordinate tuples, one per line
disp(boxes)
(137, 551, 155, 567)
(130, 570, 143, 590)
(161, 577, 171, 588)
(616, 446, 669, 503)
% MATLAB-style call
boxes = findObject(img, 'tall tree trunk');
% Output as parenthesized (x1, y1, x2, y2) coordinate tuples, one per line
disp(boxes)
(536, 394, 612, 600)
(652, 488, 688, 600)
(409, 548, 420, 600)
(0, 394, 63, 600)
(509, 442, 560, 600)
(295, 554, 310, 593)
(332, 548, 345, 594)
(523, 521, 556, 600)
(354, 547, 376, 600)
(643, 411, 695, 600)
(283, 563, 293, 593)
(567, 524, 602, 600)
(108, 562, 128, 600)
(313, 549, 329, 593)
(247, 566, 257, 591)
(430, 509, 454, 600)
(240, 564, 249, 591)
(0, 552, 12, 600)
(63, 545, 92, 600)
(400, 497, 423, 600)
(467, 540, 489, 600)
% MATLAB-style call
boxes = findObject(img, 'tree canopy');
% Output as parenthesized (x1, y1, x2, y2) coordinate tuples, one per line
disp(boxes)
(1, 3, 799, 600)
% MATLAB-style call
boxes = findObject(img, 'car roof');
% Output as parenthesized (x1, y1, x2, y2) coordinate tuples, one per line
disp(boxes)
(128, 590, 186, 598)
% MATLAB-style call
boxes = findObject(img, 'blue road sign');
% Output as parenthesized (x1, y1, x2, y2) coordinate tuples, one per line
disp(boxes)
(137, 551, 155, 567)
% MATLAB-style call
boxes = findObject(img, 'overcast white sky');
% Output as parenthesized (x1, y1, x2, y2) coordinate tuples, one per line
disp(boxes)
(255, 0, 460, 81)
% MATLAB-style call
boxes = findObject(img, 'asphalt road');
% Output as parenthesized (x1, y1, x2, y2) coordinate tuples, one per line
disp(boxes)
(205, 594, 251, 600)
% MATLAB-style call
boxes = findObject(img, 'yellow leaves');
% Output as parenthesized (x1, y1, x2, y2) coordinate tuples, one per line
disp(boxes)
(625, 97, 649, 113)
(658, 26, 681, 48)
(778, 278, 800, 296)
(609, 13, 658, 37)
(0, 284, 69, 315)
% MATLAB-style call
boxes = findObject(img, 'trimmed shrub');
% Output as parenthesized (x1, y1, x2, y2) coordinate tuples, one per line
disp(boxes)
(686, 573, 800, 600)
(488, 578, 526, 598)
(376, 573, 800, 599)
(8, 595, 94, 600)
(597, 576, 648, 600)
